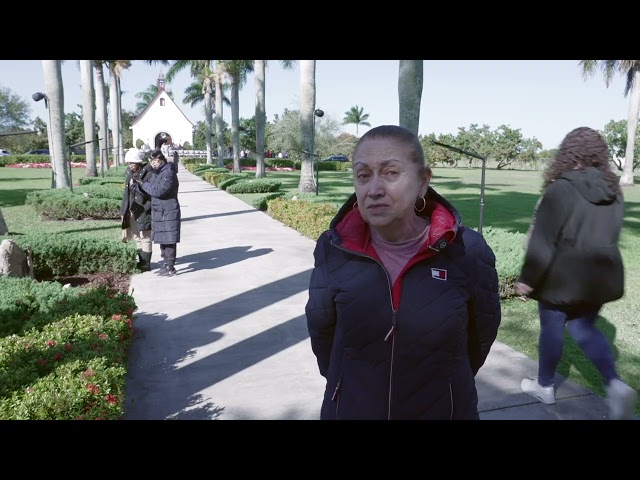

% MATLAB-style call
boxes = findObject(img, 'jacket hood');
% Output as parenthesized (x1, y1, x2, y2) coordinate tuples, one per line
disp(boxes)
(329, 187, 462, 254)
(559, 166, 618, 205)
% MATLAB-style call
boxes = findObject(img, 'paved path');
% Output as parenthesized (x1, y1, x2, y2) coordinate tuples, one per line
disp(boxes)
(123, 164, 613, 420)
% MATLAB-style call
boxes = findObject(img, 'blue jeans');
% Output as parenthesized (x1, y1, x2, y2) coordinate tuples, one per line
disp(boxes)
(537, 302, 618, 387)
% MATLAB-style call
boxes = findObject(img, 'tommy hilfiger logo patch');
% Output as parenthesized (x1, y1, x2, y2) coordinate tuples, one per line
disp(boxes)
(431, 268, 447, 281)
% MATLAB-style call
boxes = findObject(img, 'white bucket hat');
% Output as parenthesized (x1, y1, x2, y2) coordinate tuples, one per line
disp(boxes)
(124, 148, 143, 164)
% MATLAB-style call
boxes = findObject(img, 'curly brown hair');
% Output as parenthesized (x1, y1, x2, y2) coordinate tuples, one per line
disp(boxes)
(542, 126, 620, 194)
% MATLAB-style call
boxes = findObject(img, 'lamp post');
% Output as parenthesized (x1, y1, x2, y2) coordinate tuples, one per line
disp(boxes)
(32, 92, 57, 188)
(313, 109, 324, 195)
(431, 140, 488, 235)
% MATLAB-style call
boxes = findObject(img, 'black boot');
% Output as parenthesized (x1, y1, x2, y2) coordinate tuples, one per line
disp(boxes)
(137, 251, 152, 272)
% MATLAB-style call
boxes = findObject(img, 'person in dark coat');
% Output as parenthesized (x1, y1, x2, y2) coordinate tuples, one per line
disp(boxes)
(305, 125, 501, 420)
(134, 149, 181, 277)
(516, 126, 637, 419)
(120, 148, 154, 272)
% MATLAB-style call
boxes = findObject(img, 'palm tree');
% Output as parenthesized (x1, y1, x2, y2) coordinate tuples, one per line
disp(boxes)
(254, 60, 295, 178)
(135, 83, 175, 114)
(342, 105, 371, 137)
(94, 61, 110, 172)
(165, 60, 218, 165)
(183, 74, 231, 140)
(298, 60, 317, 193)
(579, 60, 640, 186)
(41, 60, 70, 188)
(79, 60, 97, 177)
(107, 61, 131, 167)
(218, 60, 254, 173)
(398, 60, 423, 136)
(214, 66, 226, 168)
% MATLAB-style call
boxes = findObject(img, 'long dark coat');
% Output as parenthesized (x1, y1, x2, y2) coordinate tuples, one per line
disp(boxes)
(139, 161, 181, 244)
(120, 163, 153, 233)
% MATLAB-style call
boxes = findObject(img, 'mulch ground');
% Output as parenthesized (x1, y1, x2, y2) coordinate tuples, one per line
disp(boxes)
(51, 272, 132, 295)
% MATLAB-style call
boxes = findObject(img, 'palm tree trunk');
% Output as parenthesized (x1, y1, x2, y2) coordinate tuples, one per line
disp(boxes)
(80, 60, 97, 177)
(298, 60, 316, 193)
(94, 63, 110, 172)
(231, 77, 241, 173)
(116, 75, 125, 162)
(398, 60, 423, 136)
(255, 60, 266, 178)
(203, 77, 214, 165)
(42, 60, 70, 189)
(621, 68, 640, 186)
(215, 71, 225, 168)
(109, 76, 120, 168)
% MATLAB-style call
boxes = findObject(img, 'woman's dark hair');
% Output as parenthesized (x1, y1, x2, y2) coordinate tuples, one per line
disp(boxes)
(353, 125, 431, 177)
(543, 126, 620, 194)
(149, 149, 167, 162)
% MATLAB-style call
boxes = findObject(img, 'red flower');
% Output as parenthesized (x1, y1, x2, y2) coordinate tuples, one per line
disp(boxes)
(98, 333, 108, 340)
(37, 358, 47, 366)
(53, 353, 63, 362)
(45, 340, 56, 347)
(82, 368, 95, 378)
(85, 383, 101, 395)
(111, 314, 122, 321)
(104, 394, 119, 405)
(64, 343, 73, 351)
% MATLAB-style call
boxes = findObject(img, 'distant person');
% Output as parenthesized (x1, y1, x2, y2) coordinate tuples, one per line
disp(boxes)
(134, 149, 181, 277)
(305, 125, 501, 420)
(516, 126, 637, 420)
(160, 141, 170, 161)
(120, 148, 153, 272)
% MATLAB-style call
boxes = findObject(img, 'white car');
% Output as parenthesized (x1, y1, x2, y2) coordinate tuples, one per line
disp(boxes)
(0, 149, 11, 156)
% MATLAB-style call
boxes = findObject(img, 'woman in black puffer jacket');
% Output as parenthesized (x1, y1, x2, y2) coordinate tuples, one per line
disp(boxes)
(135, 149, 181, 277)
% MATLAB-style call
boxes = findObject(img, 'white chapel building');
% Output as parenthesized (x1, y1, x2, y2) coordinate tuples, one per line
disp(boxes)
(130, 72, 194, 151)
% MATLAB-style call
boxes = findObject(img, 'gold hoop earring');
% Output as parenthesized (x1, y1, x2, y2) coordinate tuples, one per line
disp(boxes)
(415, 196, 427, 213)
(352, 201, 358, 210)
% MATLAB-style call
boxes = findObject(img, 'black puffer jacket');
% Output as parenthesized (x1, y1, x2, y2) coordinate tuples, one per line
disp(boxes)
(305, 188, 501, 420)
(120, 164, 153, 232)
(518, 166, 624, 306)
(140, 161, 181, 244)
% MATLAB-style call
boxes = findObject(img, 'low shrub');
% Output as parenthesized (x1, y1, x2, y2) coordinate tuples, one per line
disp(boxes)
(25, 189, 121, 220)
(219, 174, 250, 190)
(9, 233, 137, 279)
(252, 192, 285, 211)
(266, 198, 338, 240)
(226, 178, 282, 194)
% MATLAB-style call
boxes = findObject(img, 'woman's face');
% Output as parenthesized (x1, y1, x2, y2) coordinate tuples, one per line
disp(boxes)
(353, 137, 430, 236)
(150, 157, 165, 171)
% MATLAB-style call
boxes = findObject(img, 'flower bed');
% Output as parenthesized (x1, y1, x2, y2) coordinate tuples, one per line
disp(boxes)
(5, 162, 88, 169)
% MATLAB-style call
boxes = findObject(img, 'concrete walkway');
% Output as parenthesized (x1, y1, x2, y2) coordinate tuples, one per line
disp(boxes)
(123, 164, 613, 420)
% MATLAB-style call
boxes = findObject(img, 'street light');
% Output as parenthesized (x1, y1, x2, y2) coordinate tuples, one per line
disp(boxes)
(32, 92, 57, 188)
(313, 109, 324, 195)
(431, 140, 488, 235)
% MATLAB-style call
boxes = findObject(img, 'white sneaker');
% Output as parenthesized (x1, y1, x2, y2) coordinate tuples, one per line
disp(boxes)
(521, 378, 556, 405)
(606, 379, 638, 420)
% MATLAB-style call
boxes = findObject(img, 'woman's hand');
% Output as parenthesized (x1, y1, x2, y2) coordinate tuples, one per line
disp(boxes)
(514, 282, 533, 296)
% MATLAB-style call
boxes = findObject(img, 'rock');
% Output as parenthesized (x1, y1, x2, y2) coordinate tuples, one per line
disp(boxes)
(0, 209, 7, 235)
(0, 239, 34, 278)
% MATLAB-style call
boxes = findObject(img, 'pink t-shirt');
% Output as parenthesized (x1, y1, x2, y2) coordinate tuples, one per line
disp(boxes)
(370, 221, 430, 286)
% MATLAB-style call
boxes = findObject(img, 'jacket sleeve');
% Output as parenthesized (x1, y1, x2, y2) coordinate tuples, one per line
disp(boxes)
(462, 228, 501, 376)
(305, 232, 337, 378)
(141, 167, 178, 199)
(518, 181, 569, 289)
(120, 170, 131, 217)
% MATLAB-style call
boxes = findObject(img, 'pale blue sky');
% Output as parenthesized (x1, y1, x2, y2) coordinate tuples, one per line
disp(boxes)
(0, 60, 632, 151)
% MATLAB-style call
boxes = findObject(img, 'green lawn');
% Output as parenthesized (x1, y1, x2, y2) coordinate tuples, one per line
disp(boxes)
(3, 165, 640, 412)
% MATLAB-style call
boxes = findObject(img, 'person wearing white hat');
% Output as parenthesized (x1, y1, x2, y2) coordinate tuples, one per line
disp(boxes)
(120, 147, 154, 272)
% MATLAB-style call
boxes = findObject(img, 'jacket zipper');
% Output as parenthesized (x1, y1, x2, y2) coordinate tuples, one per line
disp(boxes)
(332, 242, 397, 419)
